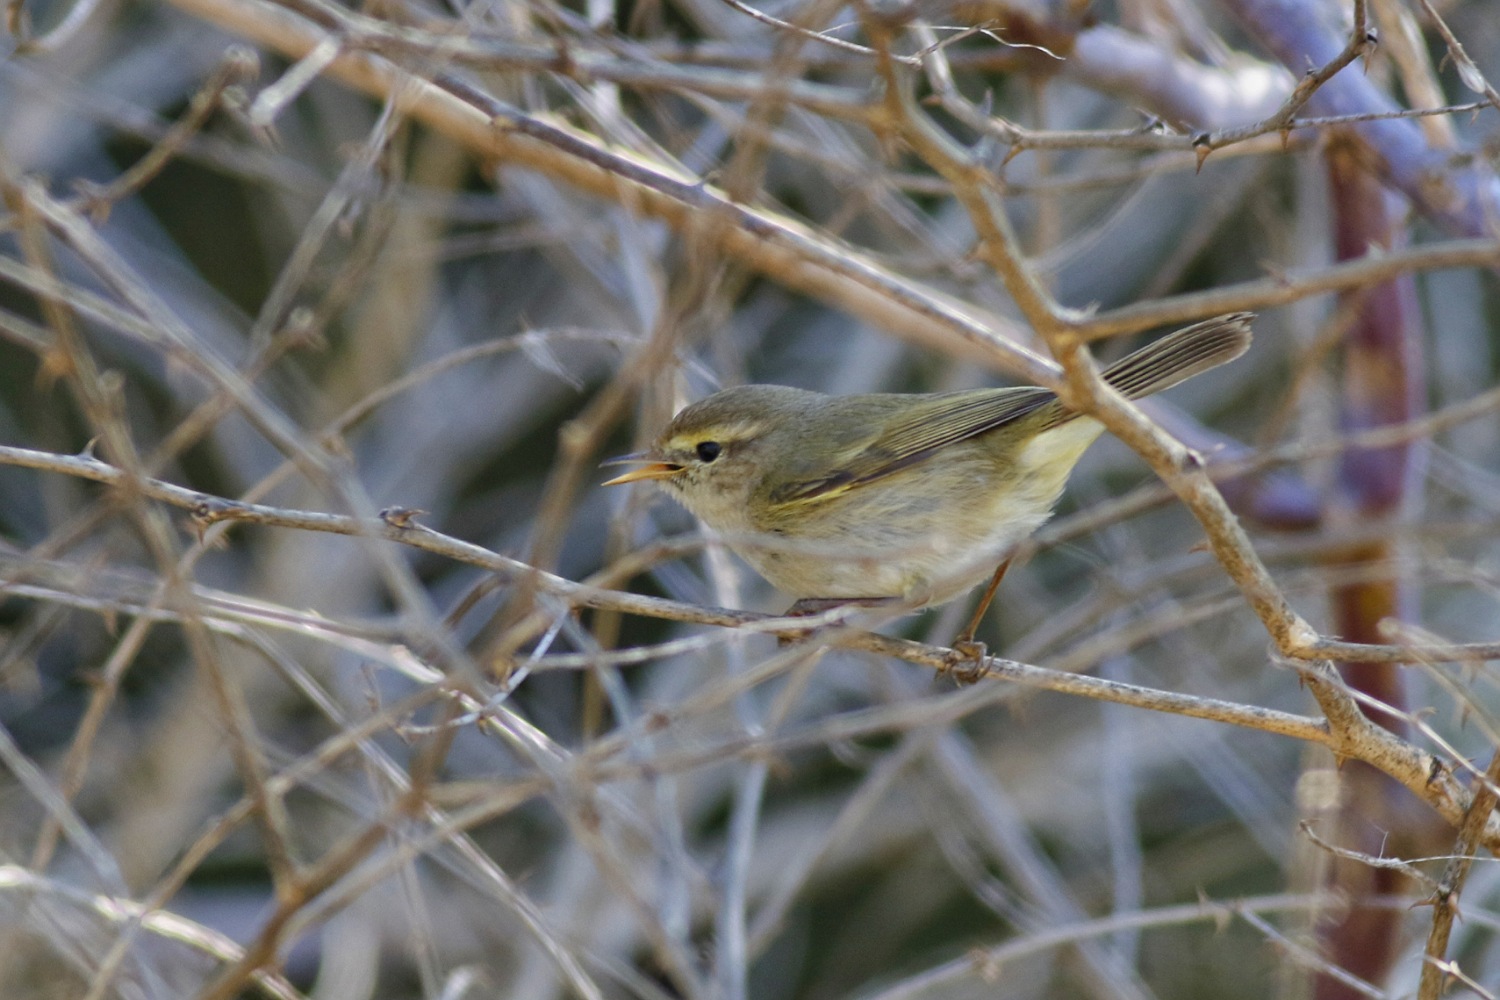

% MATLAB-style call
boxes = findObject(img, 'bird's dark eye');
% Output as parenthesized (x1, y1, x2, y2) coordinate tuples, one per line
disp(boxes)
(695, 441, 722, 463)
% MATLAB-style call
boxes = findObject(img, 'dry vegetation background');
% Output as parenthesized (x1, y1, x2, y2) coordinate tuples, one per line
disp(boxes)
(2, 0, 1500, 997)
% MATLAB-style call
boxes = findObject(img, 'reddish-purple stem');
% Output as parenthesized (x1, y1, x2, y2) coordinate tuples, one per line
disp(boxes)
(1314, 139, 1433, 1000)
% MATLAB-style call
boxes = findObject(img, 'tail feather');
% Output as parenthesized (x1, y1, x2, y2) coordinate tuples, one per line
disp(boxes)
(1101, 312, 1255, 400)
(1036, 313, 1254, 428)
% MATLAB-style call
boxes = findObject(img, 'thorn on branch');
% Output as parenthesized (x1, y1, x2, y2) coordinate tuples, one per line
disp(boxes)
(1192, 132, 1213, 173)
(380, 506, 426, 529)
(189, 497, 244, 546)
(1198, 888, 1232, 932)
(966, 949, 1003, 984)
(191, 496, 242, 528)
(1427, 756, 1448, 785)
(1424, 886, 1465, 927)
(1260, 260, 1293, 287)
(222, 44, 262, 83)
(278, 306, 326, 352)
(1425, 879, 1455, 911)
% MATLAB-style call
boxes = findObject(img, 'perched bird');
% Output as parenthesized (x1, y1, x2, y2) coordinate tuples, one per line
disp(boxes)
(605, 313, 1253, 640)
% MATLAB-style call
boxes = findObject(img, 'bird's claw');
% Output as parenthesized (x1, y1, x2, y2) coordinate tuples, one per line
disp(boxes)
(777, 597, 891, 647)
(777, 597, 840, 646)
(943, 639, 990, 685)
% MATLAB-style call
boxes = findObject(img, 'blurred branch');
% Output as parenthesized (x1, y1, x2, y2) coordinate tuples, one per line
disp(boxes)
(1075, 237, 1500, 340)
(1412, 0, 1500, 114)
(924, 0, 1368, 169)
(1190, 0, 1375, 161)
(1369, 0, 1458, 148)
(871, 32, 1319, 656)
(69, 47, 260, 223)
(0, 866, 306, 1000)
(1229, 0, 1500, 238)
(1416, 745, 1500, 997)
(9, 442, 1500, 856)
(6, 0, 1500, 992)
(1237, 905, 1388, 999)
(153, 0, 1500, 376)
(163, 0, 1064, 381)
(865, 892, 1405, 1000)
(7, 438, 1500, 662)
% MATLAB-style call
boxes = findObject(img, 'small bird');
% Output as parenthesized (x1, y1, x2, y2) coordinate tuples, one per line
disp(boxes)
(604, 313, 1253, 643)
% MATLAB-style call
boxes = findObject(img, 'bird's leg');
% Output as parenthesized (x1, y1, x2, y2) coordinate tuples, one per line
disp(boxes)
(944, 558, 1012, 684)
(955, 557, 1011, 647)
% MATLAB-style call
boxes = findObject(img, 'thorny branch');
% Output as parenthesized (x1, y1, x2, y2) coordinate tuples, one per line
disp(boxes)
(5, 0, 1500, 995)
(2, 443, 1499, 853)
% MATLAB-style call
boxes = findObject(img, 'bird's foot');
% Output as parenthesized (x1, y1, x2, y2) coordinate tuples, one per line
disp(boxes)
(777, 597, 892, 646)
(784, 597, 868, 616)
(941, 638, 991, 685)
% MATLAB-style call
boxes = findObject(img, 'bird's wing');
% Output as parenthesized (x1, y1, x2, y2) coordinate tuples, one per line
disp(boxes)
(768, 387, 1056, 507)
(766, 314, 1256, 509)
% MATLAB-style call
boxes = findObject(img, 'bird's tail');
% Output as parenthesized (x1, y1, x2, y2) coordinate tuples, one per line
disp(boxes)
(1100, 312, 1255, 400)
(1035, 312, 1254, 429)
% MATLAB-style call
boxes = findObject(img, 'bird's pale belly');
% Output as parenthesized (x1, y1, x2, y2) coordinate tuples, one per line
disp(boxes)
(738, 506, 1052, 603)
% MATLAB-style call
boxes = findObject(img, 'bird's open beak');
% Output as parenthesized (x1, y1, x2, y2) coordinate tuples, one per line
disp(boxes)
(601, 452, 682, 486)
